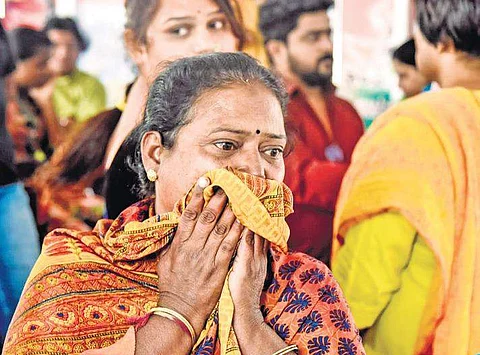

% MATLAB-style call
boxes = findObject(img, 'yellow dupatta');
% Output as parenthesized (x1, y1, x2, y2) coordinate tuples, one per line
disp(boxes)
(333, 88, 480, 354)
(116, 168, 292, 354)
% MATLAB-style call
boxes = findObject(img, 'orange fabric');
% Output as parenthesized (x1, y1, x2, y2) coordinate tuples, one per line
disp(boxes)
(32, 181, 104, 232)
(5, 168, 364, 354)
(333, 88, 480, 354)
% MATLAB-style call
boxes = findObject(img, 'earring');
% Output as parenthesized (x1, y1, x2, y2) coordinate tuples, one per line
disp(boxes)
(146, 168, 158, 182)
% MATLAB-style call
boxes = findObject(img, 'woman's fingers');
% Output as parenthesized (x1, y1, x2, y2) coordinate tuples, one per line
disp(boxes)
(175, 177, 210, 243)
(254, 233, 264, 257)
(188, 187, 229, 246)
(214, 219, 244, 267)
(203, 204, 236, 250)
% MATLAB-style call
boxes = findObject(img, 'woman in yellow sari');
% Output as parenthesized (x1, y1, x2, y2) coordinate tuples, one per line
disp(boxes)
(331, 1, 480, 354)
(4, 53, 364, 355)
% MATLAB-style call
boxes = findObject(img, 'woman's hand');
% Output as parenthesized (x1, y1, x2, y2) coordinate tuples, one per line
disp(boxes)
(230, 234, 292, 354)
(229, 231, 268, 324)
(155, 177, 244, 337)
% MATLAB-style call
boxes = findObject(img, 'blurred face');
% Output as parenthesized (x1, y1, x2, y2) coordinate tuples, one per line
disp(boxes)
(14, 47, 51, 88)
(47, 29, 80, 75)
(413, 25, 439, 83)
(393, 59, 429, 98)
(132, 0, 238, 79)
(286, 11, 333, 88)
(151, 84, 287, 213)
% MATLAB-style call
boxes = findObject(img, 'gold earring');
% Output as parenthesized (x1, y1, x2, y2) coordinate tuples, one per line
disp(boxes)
(146, 169, 158, 182)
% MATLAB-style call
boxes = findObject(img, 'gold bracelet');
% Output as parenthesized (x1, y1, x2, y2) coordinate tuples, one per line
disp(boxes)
(149, 307, 196, 345)
(272, 344, 298, 355)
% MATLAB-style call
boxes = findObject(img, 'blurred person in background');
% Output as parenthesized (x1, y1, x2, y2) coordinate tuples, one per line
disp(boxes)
(0, 22, 40, 346)
(392, 39, 430, 98)
(259, 0, 364, 264)
(103, 0, 248, 218)
(31, 17, 106, 146)
(6, 27, 53, 179)
(332, 0, 480, 354)
(104, 0, 245, 169)
(27, 109, 121, 236)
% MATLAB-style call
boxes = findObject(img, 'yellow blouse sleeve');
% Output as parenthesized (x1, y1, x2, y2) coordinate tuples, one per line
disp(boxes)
(332, 212, 416, 329)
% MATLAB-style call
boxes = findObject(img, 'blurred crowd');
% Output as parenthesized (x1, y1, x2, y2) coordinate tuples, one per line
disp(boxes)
(0, 0, 479, 354)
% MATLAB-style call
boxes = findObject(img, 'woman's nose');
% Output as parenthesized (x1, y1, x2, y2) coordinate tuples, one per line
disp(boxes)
(233, 151, 265, 178)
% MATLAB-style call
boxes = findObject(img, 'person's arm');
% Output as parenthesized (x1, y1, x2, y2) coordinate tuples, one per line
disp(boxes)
(104, 77, 148, 169)
(332, 212, 417, 329)
(29, 79, 64, 147)
(285, 141, 349, 212)
(135, 179, 246, 354)
(230, 234, 296, 354)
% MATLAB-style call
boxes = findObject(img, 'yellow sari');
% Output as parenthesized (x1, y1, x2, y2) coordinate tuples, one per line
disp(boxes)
(333, 88, 480, 354)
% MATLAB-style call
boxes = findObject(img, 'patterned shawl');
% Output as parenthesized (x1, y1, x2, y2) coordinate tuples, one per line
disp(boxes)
(333, 88, 480, 354)
(5, 168, 363, 355)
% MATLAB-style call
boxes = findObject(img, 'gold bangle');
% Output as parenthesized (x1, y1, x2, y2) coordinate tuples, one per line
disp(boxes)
(272, 344, 298, 355)
(150, 307, 196, 345)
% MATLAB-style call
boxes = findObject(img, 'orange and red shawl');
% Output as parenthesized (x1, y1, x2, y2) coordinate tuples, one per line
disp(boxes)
(5, 168, 363, 355)
(333, 88, 480, 354)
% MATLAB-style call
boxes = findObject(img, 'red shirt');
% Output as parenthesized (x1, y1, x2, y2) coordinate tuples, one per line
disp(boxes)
(284, 85, 364, 264)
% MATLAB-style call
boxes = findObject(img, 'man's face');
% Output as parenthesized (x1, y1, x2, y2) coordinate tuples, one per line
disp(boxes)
(286, 10, 333, 88)
(47, 29, 80, 76)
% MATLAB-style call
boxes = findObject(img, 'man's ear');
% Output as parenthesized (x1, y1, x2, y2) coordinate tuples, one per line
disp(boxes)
(140, 131, 163, 173)
(436, 36, 456, 54)
(124, 29, 148, 70)
(265, 39, 288, 67)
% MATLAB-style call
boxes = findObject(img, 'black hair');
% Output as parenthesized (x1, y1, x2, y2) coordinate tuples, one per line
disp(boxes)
(392, 39, 416, 67)
(8, 27, 51, 62)
(259, 0, 334, 43)
(416, 0, 480, 57)
(127, 52, 289, 198)
(44, 17, 88, 52)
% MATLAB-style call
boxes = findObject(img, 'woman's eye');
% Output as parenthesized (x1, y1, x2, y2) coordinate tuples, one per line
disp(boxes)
(214, 142, 236, 151)
(171, 26, 190, 37)
(265, 148, 284, 158)
(209, 19, 226, 31)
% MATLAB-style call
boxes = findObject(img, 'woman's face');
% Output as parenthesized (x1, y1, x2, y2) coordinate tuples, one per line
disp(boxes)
(413, 25, 439, 83)
(392, 59, 429, 98)
(14, 47, 51, 88)
(132, 0, 238, 79)
(146, 83, 287, 213)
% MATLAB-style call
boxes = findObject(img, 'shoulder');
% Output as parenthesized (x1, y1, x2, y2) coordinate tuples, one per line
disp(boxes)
(75, 70, 105, 89)
(379, 88, 471, 122)
(271, 250, 337, 290)
(330, 95, 363, 122)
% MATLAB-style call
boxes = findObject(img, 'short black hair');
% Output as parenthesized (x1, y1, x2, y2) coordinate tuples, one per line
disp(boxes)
(8, 27, 52, 62)
(416, 0, 480, 57)
(44, 17, 88, 51)
(392, 39, 416, 67)
(127, 52, 289, 198)
(259, 0, 334, 43)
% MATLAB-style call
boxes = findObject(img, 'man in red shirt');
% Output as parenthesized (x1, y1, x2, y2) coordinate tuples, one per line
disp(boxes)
(260, 0, 364, 264)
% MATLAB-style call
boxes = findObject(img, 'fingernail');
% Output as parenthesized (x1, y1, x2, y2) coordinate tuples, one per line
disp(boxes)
(197, 177, 210, 189)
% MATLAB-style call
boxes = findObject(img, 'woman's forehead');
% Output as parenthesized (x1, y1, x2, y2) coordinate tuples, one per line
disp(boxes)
(188, 85, 285, 131)
(152, 0, 221, 23)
